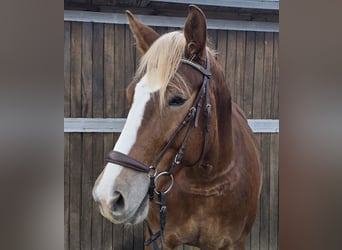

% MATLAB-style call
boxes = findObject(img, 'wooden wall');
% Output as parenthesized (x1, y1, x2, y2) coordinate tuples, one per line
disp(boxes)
(64, 21, 279, 249)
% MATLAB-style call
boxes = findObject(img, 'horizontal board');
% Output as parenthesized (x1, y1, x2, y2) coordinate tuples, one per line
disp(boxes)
(64, 118, 279, 133)
(64, 118, 126, 132)
(149, 0, 279, 10)
(64, 10, 279, 32)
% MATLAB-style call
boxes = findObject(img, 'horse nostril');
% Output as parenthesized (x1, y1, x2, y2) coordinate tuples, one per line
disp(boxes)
(110, 191, 125, 213)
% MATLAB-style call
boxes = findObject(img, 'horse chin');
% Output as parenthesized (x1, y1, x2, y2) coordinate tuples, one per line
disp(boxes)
(126, 193, 150, 224)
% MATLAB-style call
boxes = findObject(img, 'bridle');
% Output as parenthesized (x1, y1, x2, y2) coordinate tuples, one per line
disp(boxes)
(105, 51, 211, 249)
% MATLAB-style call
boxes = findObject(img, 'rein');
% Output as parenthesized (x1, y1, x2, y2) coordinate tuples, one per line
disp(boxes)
(106, 52, 211, 249)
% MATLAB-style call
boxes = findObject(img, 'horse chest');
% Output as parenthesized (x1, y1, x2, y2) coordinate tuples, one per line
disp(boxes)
(160, 197, 245, 249)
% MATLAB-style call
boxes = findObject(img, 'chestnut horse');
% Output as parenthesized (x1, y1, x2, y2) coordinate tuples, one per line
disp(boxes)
(93, 5, 262, 250)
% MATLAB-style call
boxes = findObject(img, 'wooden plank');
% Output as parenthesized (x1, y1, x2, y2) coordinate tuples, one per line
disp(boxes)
(148, 0, 279, 10)
(252, 32, 265, 118)
(69, 21, 82, 250)
(69, 133, 82, 250)
(70, 22, 82, 118)
(81, 22, 93, 118)
(93, 23, 104, 119)
(64, 134, 70, 250)
(262, 32, 274, 119)
(64, 22, 71, 118)
(259, 134, 271, 250)
(133, 223, 144, 250)
(123, 224, 134, 249)
(216, 30, 227, 73)
(102, 219, 114, 250)
(235, 31, 246, 108)
(271, 33, 279, 118)
(243, 31, 256, 118)
(114, 25, 126, 118)
(113, 224, 124, 249)
(250, 134, 262, 250)
(81, 133, 93, 250)
(269, 134, 279, 249)
(63, 21, 71, 250)
(91, 132, 104, 250)
(80, 22, 93, 250)
(64, 11, 279, 32)
(104, 23, 115, 119)
(226, 30, 237, 102)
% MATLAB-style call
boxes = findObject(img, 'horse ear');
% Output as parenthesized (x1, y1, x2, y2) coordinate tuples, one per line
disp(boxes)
(126, 10, 160, 54)
(184, 5, 207, 61)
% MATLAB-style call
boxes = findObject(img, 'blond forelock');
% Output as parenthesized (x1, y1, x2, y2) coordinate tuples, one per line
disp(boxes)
(136, 31, 187, 107)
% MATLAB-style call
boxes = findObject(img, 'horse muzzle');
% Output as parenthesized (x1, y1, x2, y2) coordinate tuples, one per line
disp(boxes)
(92, 164, 150, 224)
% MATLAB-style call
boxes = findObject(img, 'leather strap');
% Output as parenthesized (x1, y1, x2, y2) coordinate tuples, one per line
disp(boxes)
(180, 59, 211, 77)
(106, 151, 149, 173)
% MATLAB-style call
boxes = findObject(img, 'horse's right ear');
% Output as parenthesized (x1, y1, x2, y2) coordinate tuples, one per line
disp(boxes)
(126, 10, 160, 54)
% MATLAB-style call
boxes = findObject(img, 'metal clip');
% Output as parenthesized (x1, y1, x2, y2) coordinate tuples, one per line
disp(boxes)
(205, 104, 212, 132)
(205, 104, 212, 114)
(174, 153, 181, 165)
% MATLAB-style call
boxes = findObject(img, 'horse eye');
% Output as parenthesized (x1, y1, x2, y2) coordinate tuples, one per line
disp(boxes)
(168, 96, 187, 106)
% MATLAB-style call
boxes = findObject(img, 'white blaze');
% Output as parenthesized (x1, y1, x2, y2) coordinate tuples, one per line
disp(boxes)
(93, 75, 159, 204)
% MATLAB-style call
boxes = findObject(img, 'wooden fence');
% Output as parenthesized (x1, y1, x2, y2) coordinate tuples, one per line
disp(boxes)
(64, 14, 278, 250)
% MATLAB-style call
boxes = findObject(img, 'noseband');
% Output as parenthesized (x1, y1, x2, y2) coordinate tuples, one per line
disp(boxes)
(105, 52, 211, 249)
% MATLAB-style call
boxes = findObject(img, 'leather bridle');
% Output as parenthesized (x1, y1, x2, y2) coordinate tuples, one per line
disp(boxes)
(105, 52, 211, 249)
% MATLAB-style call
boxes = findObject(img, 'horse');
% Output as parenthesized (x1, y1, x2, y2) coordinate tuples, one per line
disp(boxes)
(92, 5, 262, 250)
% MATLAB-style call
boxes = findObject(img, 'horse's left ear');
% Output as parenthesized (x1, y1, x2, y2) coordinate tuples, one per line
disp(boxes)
(126, 10, 160, 54)
(184, 5, 207, 61)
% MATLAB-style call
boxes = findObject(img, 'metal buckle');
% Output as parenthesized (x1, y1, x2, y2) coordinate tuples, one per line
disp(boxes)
(148, 166, 157, 177)
(188, 107, 196, 117)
